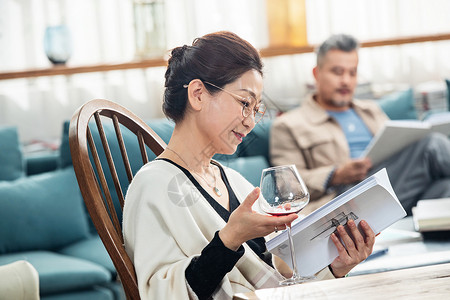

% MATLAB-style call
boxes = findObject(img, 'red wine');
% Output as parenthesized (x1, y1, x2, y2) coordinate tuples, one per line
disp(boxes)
(268, 211, 301, 217)
(263, 197, 308, 216)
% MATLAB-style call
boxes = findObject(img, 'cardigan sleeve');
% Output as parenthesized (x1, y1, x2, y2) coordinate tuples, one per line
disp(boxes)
(185, 231, 245, 300)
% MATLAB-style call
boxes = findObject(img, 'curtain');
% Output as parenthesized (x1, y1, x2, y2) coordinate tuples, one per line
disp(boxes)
(0, 0, 449, 143)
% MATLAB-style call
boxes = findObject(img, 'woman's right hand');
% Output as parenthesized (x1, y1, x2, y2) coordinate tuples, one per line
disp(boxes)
(218, 187, 298, 251)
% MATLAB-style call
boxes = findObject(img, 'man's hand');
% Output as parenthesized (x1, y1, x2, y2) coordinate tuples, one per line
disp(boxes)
(330, 158, 372, 185)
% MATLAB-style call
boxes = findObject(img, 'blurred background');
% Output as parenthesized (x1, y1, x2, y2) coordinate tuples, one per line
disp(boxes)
(1, 0, 450, 147)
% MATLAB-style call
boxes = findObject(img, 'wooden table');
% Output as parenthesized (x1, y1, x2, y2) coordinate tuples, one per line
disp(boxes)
(233, 262, 450, 299)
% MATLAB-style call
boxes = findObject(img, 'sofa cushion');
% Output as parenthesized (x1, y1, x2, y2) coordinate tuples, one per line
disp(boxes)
(378, 88, 418, 120)
(0, 251, 111, 295)
(42, 286, 114, 300)
(0, 126, 24, 181)
(239, 120, 272, 161)
(58, 235, 116, 276)
(0, 168, 90, 254)
(147, 118, 174, 145)
(217, 155, 269, 187)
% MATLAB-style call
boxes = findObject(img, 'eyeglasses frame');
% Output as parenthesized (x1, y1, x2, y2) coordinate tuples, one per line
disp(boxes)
(202, 81, 266, 124)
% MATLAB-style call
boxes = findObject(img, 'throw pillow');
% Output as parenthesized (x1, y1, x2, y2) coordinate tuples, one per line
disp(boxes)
(0, 126, 24, 181)
(58, 121, 72, 168)
(0, 167, 90, 254)
(378, 88, 418, 120)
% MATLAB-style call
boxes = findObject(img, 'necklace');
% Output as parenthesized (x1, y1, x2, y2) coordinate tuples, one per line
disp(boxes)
(165, 147, 222, 197)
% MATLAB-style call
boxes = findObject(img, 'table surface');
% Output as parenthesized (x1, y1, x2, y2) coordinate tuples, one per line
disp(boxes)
(234, 217, 450, 299)
(233, 262, 450, 299)
(349, 216, 450, 276)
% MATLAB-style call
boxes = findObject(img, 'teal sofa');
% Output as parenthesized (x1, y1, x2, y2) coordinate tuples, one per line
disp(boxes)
(0, 118, 272, 300)
(0, 127, 124, 300)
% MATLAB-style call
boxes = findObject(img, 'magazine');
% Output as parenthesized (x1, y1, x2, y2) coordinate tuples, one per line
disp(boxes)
(361, 117, 450, 165)
(266, 168, 406, 276)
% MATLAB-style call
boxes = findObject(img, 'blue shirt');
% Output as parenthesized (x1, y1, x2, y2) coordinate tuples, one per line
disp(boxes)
(328, 109, 373, 158)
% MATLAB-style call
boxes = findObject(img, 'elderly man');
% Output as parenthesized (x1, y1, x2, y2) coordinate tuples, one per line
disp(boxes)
(270, 34, 450, 214)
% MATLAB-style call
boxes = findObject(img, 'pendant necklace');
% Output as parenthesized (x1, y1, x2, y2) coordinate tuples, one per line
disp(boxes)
(165, 147, 222, 197)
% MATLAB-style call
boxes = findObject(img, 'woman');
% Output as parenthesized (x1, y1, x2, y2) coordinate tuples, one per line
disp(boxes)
(123, 31, 375, 299)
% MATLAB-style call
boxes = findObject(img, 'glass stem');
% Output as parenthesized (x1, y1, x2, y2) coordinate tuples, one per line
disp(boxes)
(286, 224, 299, 279)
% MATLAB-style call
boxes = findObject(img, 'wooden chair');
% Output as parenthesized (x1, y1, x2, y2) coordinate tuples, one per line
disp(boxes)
(69, 99, 167, 300)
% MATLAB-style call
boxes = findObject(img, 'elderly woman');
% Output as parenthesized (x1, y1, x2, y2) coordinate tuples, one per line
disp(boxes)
(123, 31, 375, 300)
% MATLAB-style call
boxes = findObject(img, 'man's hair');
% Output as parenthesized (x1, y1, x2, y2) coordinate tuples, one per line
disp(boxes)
(316, 34, 359, 67)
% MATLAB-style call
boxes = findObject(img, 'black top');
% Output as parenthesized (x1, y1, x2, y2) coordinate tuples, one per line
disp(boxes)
(158, 158, 272, 300)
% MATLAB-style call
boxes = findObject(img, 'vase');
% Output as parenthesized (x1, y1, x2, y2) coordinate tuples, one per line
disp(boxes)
(43, 24, 72, 65)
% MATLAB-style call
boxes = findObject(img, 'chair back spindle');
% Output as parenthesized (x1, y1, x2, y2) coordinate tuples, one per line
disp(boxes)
(69, 99, 166, 300)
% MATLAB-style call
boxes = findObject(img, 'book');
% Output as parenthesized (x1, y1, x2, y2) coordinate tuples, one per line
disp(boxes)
(360, 116, 450, 166)
(374, 227, 422, 246)
(265, 168, 406, 276)
(412, 198, 450, 232)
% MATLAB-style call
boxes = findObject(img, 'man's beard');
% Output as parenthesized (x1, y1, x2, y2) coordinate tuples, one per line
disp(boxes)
(326, 98, 352, 108)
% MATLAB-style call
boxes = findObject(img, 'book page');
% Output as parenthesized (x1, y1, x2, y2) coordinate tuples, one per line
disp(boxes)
(412, 198, 450, 231)
(361, 120, 431, 166)
(427, 113, 450, 136)
(267, 169, 406, 276)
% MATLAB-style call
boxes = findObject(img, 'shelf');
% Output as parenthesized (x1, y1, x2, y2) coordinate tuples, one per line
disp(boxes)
(0, 58, 167, 80)
(259, 32, 450, 57)
(1, 33, 450, 81)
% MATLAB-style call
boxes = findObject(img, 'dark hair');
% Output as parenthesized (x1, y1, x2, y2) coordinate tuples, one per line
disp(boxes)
(316, 34, 359, 67)
(163, 31, 263, 123)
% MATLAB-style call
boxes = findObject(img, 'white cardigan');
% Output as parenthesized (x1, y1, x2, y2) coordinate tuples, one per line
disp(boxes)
(123, 159, 333, 299)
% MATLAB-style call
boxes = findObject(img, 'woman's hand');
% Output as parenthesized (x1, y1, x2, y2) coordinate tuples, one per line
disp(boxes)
(329, 219, 375, 277)
(219, 187, 298, 251)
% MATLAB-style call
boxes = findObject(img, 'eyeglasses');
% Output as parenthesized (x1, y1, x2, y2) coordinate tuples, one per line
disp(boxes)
(203, 81, 266, 124)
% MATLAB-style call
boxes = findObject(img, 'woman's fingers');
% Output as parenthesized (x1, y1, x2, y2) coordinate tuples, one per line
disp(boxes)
(259, 213, 298, 234)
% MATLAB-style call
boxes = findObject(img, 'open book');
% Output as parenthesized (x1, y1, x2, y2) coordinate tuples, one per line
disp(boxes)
(266, 168, 406, 276)
(361, 116, 450, 166)
(412, 198, 450, 232)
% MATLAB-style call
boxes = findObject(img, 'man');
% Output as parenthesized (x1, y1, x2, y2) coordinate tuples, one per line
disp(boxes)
(270, 34, 450, 214)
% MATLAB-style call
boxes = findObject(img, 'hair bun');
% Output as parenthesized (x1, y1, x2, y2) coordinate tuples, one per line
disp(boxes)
(171, 45, 189, 60)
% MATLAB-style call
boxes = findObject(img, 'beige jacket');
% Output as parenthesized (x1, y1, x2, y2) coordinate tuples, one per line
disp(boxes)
(270, 95, 388, 213)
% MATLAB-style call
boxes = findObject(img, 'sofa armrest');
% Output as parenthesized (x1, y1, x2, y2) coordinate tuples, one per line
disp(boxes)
(25, 151, 59, 176)
(0, 260, 40, 300)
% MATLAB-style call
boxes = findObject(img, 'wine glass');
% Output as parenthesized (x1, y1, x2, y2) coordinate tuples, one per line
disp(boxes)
(259, 164, 316, 285)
